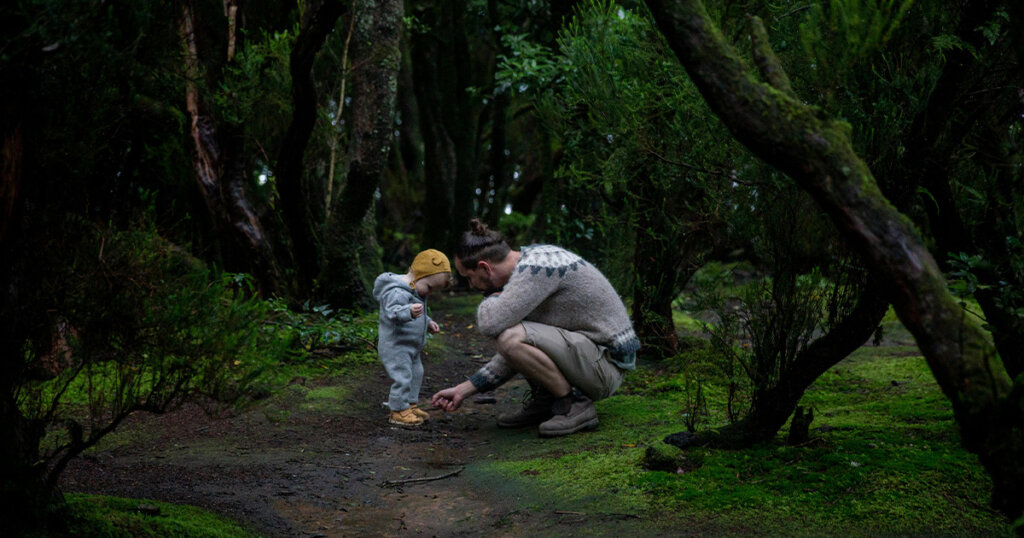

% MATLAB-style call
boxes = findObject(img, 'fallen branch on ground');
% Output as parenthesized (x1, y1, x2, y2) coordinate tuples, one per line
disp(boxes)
(380, 466, 464, 487)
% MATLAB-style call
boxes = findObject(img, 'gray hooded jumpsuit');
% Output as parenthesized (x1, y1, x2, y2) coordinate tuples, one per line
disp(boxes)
(373, 272, 432, 411)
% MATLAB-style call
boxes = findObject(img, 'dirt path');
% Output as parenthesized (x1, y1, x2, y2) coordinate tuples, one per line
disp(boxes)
(61, 308, 579, 537)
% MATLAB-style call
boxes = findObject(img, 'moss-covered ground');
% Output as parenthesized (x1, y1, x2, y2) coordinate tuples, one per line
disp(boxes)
(45, 494, 254, 538)
(467, 306, 1013, 536)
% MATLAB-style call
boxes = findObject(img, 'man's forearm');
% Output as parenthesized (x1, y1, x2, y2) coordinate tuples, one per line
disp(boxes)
(468, 353, 516, 392)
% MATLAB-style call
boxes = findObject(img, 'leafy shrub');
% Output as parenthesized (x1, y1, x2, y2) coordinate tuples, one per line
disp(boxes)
(264, 299, 378, 362)
(14, 222, 289, 510)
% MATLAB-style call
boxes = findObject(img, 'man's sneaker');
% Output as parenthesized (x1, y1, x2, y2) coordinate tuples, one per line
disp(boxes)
(389, 408, 424, 426)
(497, 382, 555, 428)
(538, 391, 598, 437)
(408, 404, 430, 420)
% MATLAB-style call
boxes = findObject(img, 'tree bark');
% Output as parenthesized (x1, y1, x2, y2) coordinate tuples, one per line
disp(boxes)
(180, 0, 281, 296)
(0, 123, 21, 244)
(319, 0, 402, 309)
(275, 0, 347, 296)
(646, 0, 1023, 520)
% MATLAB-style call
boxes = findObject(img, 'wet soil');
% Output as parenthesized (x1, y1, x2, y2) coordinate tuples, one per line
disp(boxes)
(60, 307, 610, 537)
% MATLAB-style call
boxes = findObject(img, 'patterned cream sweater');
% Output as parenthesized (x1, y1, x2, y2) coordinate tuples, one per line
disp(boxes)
(468, 244, 640, 393)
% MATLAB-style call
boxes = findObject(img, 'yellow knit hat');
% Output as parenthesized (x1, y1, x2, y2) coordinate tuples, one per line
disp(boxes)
(410, 249, 451, 284)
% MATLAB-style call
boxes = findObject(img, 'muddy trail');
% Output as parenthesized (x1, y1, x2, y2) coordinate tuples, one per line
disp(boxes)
(61, 306, 647, 537)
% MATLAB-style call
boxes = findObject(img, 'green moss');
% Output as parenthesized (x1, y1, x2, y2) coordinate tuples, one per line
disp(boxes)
(466, 341, 1013, 536)
(52, 494, 256, 537)
(301, 385, 351, 413)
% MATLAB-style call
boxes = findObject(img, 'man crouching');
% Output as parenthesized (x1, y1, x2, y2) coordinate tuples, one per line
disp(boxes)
(431, 219, 640, 437)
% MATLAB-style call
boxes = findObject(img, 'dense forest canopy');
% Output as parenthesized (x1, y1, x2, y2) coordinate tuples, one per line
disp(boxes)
(1, 0, 1021, 531)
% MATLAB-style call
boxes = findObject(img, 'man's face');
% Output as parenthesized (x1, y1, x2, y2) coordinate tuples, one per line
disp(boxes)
(455, 257, 500, 292)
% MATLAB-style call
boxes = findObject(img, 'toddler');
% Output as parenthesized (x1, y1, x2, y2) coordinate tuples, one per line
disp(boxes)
(372, 249, 451, 426)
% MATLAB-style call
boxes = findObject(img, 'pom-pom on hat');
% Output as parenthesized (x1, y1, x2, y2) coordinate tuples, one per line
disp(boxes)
(410, 249, 452, 284)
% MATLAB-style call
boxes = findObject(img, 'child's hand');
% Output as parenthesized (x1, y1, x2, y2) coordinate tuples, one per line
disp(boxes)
(428, 320, 440, 334)
(410, 303, 424, 318)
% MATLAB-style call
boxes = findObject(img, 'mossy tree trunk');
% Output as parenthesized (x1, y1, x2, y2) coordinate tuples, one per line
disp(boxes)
(888, 1, 1024, 377)
(646, 0, 1023, 521)
(668, 278, 889, 448)
(319, 0, 402, 309)
(741, 283, 889, 444)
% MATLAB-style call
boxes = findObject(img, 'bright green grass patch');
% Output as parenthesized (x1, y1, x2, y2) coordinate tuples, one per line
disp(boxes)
(52, 494, 257, 538)
(476, 343, 1014, 536)
(671, 309, 705, 332)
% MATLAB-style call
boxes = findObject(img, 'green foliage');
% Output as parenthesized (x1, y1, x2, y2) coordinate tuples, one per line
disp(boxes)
(948, 241, 1024, 321)
(494, 32, 562, 96)
(799, 0, 914, 79)
(18, 224, 288, 466)
(52, 494, 256, 538)
(215, 28, 296, 130)
(264, 298, 378, 365)
(503, 1, 735, 298)
(782, 0, 936, 181)
(266, 299, 378, 354)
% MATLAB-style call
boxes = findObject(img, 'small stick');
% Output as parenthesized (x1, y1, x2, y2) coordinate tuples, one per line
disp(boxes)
(381, 466, 464, 487)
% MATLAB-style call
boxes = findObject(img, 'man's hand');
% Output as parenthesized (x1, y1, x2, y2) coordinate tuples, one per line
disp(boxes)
(428, 320, 440, 334)
(410, 303, 424, 318)
(431, 381, 477, 412)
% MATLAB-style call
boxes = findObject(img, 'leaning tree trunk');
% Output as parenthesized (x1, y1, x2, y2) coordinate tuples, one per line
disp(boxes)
(645, 0, 1024, 522)
(890, 2, 1022, 371)
(180, 0, 281, 296)
(319, 0, 402, 309)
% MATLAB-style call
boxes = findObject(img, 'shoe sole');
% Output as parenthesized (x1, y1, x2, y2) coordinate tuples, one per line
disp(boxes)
(497, 416, 552, 428)
(538, 417, 599, 438)
(389, 420, 423, 427)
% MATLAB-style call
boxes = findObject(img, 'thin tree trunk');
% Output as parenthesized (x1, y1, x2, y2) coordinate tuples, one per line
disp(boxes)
(319, 0, 402, 309)
(326, 12, 357, 222)
(744, 283, 890, 442)
(646, 0, 1023, 520)
(410, 4, 456, 248)
(448, 0, 479, 248)
(275, 0, 347, 296)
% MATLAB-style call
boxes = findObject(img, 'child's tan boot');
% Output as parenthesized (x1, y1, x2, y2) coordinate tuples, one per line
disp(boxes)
(389, 408, 424, 426)
(408, 404, 430, 420)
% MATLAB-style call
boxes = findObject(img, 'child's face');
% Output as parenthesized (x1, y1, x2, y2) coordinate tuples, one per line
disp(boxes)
(414, 272, 449, 297)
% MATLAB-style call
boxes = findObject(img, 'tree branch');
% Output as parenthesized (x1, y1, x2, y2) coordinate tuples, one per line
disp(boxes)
(381, 466, 464, 487)
(746, 15, 795, 99)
